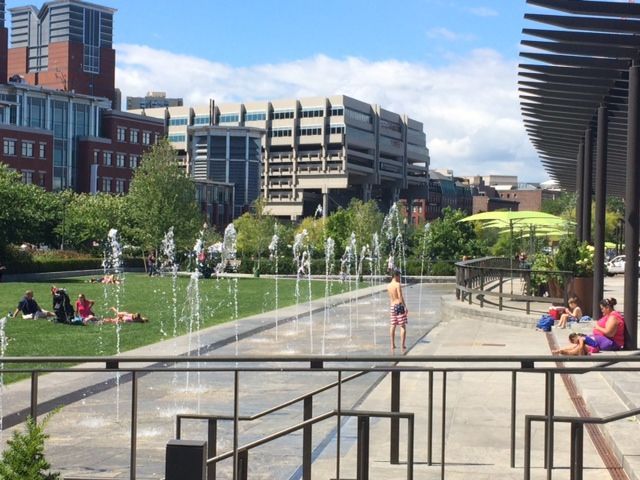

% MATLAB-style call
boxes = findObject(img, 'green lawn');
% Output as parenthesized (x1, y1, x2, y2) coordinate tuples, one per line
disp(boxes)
(0, 274, 354, 363)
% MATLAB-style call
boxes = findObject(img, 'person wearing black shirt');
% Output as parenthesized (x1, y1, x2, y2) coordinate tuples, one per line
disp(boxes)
(12, 290, 55, 319)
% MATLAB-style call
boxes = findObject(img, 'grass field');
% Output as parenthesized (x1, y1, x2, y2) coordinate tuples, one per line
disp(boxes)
(0, 274, 355, 362)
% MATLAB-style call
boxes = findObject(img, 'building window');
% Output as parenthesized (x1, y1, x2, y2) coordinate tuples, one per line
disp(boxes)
(272, 110, 294, 120)
(168, 134, 186, 142)
(298, 126, 322, 136)
(129, 155, 139, 169)
(39, 143, 46, 158)
(115, 179, 125, 193)
(103, 152, 112, 166)
(219, 113, 240, 124)
(3, 139, 16, 155)
(117, 127, 126, 142)
(21, 141, 34, 157)
(245, 111, 266, 122)
(194, 115, 210, 125)
(329, 125, 345, 134)
(129, 129, 139, 143)
(345, 108, 372, 124)
(270, 128, 292, 138)
(300, 107, 324, 118)
(142, 132, 151, 145)
(38, 172, 45, 187)
(102, 177, 112, 192)
(116, 153, 125, 167)
(330, 106, 344, 116)
(22, 170, 34, 184)
(168, 117, 188, 126)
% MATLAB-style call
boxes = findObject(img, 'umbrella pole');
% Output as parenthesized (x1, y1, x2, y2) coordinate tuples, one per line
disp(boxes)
(510, 220, 514, 295)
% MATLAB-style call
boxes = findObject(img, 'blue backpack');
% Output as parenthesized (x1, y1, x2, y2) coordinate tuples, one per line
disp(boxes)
(536, 314, 554, 332)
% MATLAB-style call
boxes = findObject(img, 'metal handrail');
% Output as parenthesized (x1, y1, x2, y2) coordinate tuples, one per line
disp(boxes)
(524, 406, 640, 480)
(455, 257, 574, 314)
(2, 355, 640, 480)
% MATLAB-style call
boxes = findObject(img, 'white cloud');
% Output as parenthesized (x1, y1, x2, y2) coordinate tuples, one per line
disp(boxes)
(116, 44, 545, 182)
(466, 6, 499, 17)
(426, 27, 476, 42)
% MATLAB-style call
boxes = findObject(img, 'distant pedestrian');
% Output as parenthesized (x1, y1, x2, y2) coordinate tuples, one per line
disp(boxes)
(387, 269, 408, 352)
(146, 252, 156, 276)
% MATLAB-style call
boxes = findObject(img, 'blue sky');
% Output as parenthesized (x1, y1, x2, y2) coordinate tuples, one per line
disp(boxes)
(5, 0, 572, 182)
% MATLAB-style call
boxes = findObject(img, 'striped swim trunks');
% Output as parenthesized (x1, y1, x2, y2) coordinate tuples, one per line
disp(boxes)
(390, 303, 408, 326)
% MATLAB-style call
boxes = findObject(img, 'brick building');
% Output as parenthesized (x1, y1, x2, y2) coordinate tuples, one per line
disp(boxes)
(7, 0, 116, 105)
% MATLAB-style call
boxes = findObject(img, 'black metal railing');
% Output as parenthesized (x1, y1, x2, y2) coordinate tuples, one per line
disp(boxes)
(455, 257, 573, 314)
(0, 354, 638, 480)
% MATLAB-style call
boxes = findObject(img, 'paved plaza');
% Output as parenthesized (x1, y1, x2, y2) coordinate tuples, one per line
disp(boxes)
(0, 277, 638, 479)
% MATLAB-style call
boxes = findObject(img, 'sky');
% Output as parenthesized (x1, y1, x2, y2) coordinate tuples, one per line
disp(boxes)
(7, 0, 622, 182)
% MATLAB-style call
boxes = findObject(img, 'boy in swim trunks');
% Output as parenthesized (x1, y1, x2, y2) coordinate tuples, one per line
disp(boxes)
(387, 269, 408, 352)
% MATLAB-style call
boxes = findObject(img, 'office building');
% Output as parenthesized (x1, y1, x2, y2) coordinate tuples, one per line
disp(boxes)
(126, 91, 183, 111)
(135, 95, 430, 219)
(0, 1, 7, 84)
(7, 0, 116, 105)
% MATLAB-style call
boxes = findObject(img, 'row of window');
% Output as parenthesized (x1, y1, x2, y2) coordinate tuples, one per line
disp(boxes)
(168, 107, 346, 126)
(100, 177, 127, 193)
(116, 127, 153, 145)
(270, 125, 345, 138)
(3, 139, 47, 158)
(19, 169, 46, 187)
(95, 151, 140, 169)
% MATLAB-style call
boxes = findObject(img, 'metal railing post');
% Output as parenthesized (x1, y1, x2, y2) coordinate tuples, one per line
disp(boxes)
(544, 371, 555, 476)
(356, 416, 370, 480)
(30, 371, 38, 421)
(130, 371, 138, 480)
(480, 269, 485, 307)
(237, 449, 248, 480)
(207, 419, 217, 480)
(510, 371, 516, 468)
(390, 370, 400, 464)
(427, 370, 433, 465)
(524, 416, 532, 480)
(499, 272, 504, 311)
(407, 414, 414, 480)
(336, 371, 342, 480)
(441, 371, 447, 480)
(303, 396, 313, 480)
(570, 422, 584, 480)
(233, 371, 240, 480)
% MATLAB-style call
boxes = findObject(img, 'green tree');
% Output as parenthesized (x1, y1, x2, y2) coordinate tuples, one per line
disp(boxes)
(541, 192, 576, 219)
(0, 414, 60, 480)
(126, 139, 201, 251)
(53, 192, 128, 251)
(425, 207, 487, 263)
(234, 198, 277, 268)
(346, 199, 384, 253)
(295, 216, 327, 256)
(0, 164, 61, 257)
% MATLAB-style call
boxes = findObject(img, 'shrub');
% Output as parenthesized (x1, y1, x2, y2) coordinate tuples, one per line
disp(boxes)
(430, 261, 455, 276)
(0, 413, 61, 480)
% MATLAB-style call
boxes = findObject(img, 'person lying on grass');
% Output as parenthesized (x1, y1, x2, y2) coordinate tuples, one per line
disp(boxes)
(102, 307, 149, 324)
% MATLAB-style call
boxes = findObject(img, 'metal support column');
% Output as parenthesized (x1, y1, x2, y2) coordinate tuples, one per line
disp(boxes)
(356, 416, 370, 480)
(582, 129, 593, 244)
(575, 141, 585, 241)
(303, 396, 312, 480)
(625, 63, 640, 350)
(390, 371, 400, 464)
(593, 105, 608, 318)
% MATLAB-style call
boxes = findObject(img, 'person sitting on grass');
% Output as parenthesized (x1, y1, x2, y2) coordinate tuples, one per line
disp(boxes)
(12, 290, 55, 319)
(75, 293, 99, 324)
(552, 332, 599, 356)
(87, 274, 121, 285)
(556, 296, 583, 329)
(102, 307, 148, 324)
